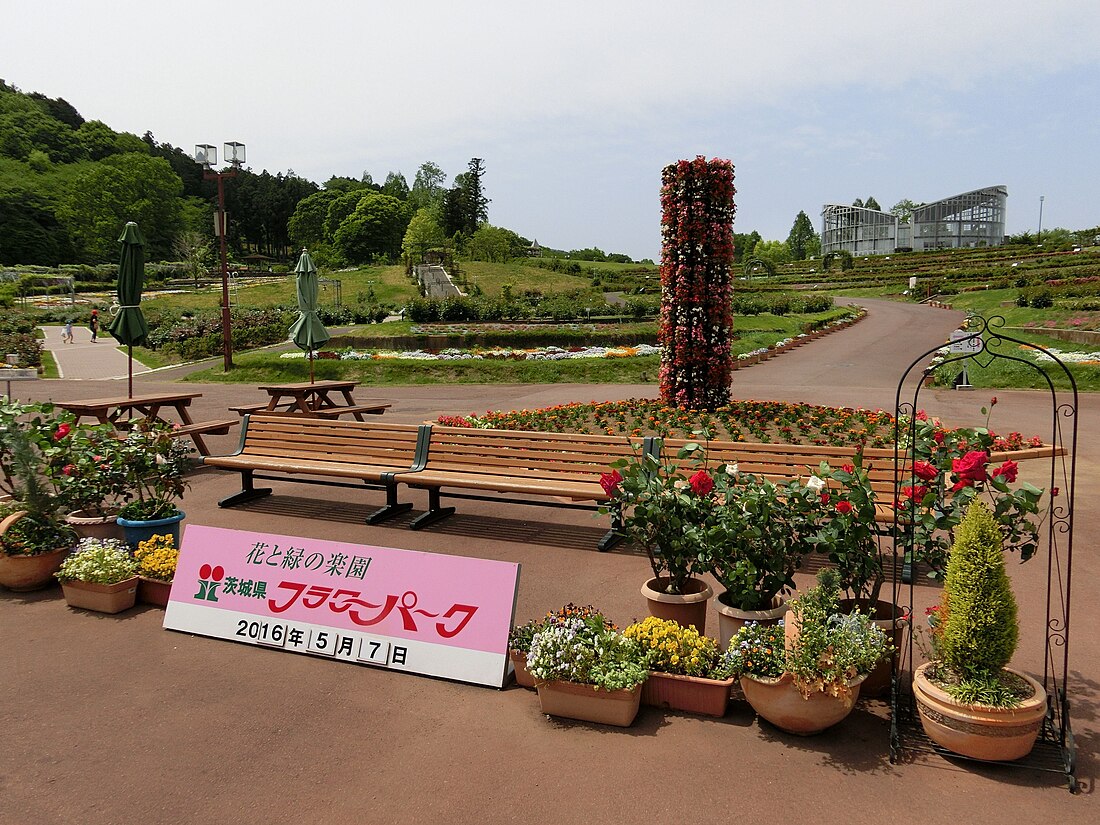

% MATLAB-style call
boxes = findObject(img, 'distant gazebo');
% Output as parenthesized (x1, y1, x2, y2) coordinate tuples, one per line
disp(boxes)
(526, 239, 542, 258)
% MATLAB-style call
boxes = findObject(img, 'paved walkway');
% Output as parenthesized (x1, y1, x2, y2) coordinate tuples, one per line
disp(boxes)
(40, 324, 150, 381)
(4, 300, 1095, 822)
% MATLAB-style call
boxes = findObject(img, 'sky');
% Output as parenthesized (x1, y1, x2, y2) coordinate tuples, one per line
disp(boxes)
(6, 1, 1099, 261)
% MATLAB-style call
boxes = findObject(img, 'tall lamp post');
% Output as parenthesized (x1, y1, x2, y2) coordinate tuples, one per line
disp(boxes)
(1037, 195, 1045, 246)
(195, 141, 246, 371)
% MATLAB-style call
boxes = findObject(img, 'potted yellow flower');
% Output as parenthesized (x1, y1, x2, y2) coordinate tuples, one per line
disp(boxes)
(623, 616, 733, 717)
(133, 533, 179, 607)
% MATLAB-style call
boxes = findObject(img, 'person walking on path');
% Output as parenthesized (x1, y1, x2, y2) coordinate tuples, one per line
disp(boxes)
(89, 309, 99, 342)
(62, 319, 74, 344)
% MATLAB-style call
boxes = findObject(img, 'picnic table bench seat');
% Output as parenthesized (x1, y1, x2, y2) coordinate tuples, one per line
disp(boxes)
(312, 402, 392, 419)
(171, 418, 238, 438)
(204, 415, 428, 523)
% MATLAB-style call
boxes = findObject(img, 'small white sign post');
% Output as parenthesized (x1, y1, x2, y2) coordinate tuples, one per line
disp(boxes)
(949, 329, 983, 390)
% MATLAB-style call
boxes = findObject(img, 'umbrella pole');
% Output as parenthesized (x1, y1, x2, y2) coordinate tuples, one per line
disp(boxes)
(128, 345, 133, 398)
(309, 351, 315, 383)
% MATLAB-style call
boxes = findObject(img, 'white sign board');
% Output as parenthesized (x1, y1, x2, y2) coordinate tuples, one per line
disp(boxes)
(949, 329, 983, 354)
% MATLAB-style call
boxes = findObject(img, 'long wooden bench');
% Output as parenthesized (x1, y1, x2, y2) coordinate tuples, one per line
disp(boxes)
(203, 415, 429, 524)
(654, 437, 905, 524)
(391, 426, 647, 549)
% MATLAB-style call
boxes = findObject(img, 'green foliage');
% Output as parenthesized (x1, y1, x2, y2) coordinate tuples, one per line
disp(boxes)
(288, 190, 338, 249)
(332, 193, 411, 263)
(114, 422, 192, 521)
(58, 152, 183, 260)
(939, 499, 1019, 677)
(822, 250, 854, 271)
(401, 208, 446, 260)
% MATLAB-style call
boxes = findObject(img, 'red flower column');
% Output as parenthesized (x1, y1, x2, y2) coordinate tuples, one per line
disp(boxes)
(658, 157, 736, 410)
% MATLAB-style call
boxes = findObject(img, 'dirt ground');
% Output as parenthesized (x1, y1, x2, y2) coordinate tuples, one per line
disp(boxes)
(2, 300, 1095, 823)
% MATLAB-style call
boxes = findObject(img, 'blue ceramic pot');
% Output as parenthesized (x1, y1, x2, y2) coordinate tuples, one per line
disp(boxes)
(116, 510, 185, 549)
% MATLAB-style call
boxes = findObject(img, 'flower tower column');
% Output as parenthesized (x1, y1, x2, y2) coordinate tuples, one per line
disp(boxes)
(658, 156, 736, 410)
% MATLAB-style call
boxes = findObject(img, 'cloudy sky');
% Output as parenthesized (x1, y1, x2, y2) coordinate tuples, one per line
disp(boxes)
(7, 1, 1099, 260)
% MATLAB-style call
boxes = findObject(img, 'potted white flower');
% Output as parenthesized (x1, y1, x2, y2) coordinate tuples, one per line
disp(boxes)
(55, 537, 138, 613)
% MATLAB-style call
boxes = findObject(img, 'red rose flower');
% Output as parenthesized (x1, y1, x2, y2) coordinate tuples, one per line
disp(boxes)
(991, 460, 1019, 483)
(689, 470, 714, 496)
(62, 464, 75, 476)
(599, 470, 622, 497)
(933, 431, 945, 444)
(835, 500, 854, 515)
(902, 485, 928, 501)
(820, 492, 831, 505)
(913, 460, 938, 481)
(951, 450, 989, 490)
(841, 463, 854, 474)
(53, 423, 71, 441)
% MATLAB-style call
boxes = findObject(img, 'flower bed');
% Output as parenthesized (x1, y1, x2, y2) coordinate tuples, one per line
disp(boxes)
(281, 344, 660, 362)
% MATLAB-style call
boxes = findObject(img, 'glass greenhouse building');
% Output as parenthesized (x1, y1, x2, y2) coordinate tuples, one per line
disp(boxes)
(821, 185, 1008, 256)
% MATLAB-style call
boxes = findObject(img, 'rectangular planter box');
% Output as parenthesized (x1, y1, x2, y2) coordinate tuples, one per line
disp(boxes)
(536, 680, 643, 727)
(137, 576, 172, 608)
(509, 649, 536, 689)
(641, 671, 734, 717)
(61, 577, 138, 614)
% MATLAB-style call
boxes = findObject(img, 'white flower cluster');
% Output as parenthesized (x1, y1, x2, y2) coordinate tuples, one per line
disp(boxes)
(281, 344, 661, 362)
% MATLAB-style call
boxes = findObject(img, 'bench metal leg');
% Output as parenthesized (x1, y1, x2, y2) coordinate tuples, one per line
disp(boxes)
(597, 505, 624, 551)
(217, 471, 273, 508)
(366, 484, 413, 524)
(409, 488, 456, 530)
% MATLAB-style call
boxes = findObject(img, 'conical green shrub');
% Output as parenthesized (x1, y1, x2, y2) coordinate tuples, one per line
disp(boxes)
(939, 499, 1019, 676)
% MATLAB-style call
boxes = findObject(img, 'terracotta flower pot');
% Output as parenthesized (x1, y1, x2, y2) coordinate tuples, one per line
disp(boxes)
(0, 511, 70, 592)
(716, 591, 787, 651)
(641, 671, 734, 717)
(641, 576, 713, 633)
(740, 672, 866, 735)
(509, 649, 536, 689)
(839, 599, 908, 698)
(912, 662, 1046, 761)
(60, 577, 138, 614)
(535, 679, 643, 727)
(65, 510, 126, 543)
(137, 576, 173, 608)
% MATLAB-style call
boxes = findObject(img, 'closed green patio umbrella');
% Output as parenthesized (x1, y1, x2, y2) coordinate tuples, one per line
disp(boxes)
(288, 249, 330, 382)
(107, 221, 149, 398)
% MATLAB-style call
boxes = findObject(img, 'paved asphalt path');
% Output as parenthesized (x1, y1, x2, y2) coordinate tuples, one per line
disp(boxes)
(4, 299, 1096, 823)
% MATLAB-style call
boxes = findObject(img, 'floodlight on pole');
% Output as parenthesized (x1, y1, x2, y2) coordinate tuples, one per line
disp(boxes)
(194, 140, 246, 371)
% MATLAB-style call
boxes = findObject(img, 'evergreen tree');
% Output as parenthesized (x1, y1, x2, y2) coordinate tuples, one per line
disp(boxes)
(786, 210, 817, 261)
(865, 196, 881, 211)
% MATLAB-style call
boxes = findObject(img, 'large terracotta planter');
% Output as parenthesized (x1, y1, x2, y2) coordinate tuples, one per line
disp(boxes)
(642, 671, 734, 717)
(641, 576, 713, 633)
(60, 577, 138, 614)
(0, 510, 69, 591)
(536, 679, 643, 727)
(740, 672, 866, 735)
(137, 576, 173, 608)
(912, 662, 1047, 761)
(117, 510, 185, 549)
(509, 649, 536, 689)
(716, 591, 787, 650)
(65, 510, 126, 543)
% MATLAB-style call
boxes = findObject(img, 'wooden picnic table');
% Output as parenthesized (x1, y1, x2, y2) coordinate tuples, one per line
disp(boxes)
(54, 391, 235, 457)
(249, 380, 390, 421)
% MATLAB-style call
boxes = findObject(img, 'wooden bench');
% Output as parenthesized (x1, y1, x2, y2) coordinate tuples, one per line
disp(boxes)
(311, 402, 392, 420)
(391, 426, 646, 549)
(654, 437, 905, 524)
(203, 414, 429, 524)
(229, 402, 270, 416)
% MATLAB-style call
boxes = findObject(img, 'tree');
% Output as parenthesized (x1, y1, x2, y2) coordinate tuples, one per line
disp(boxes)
(753, 239, 792, 265)
(786, 210, 817, 261)
(324, 191, 368, 241)
(332, 193, 411, 263)
(58, 152, 183, 260)
(409, 161, 446, 210)
(401, 208, 446, 261)
(890, 199, 922, 224)
(463, 157, 489, 227)
(381, 171, 409, 200)
(289, 190, 338, 249)
(467, 224, 513, 262)
(173, 231, 211, 286)
(733, 230, 761, 263)
(852, 198, 864, 208)
(0, 187, 72, 265)
(864, 196, 881, 211)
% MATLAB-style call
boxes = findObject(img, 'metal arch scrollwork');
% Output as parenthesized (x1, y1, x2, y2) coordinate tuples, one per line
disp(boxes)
(891, 312, 1079, 792)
